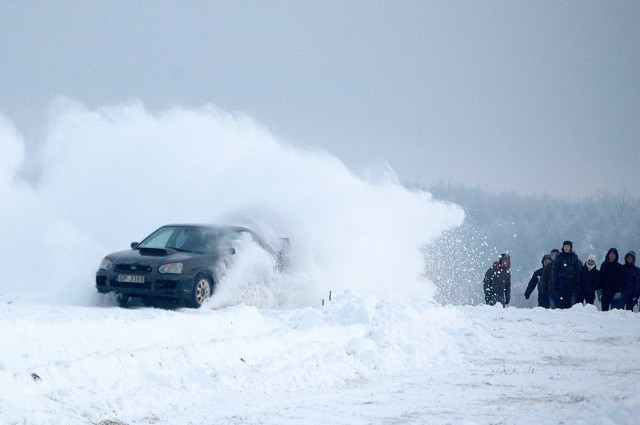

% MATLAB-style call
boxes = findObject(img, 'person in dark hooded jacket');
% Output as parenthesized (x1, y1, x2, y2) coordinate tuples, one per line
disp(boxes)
(577, 254, 600, 305)
(551, 241, 582, 309)
(599, 248, 623, 311)
(525, 254, 552, 308)
(620, 251, 639, 311)
(483, 254, 511, 307)
(542, 249, 560, 308)
(634, 268, 640, 310)
(483, 260, 500, 305)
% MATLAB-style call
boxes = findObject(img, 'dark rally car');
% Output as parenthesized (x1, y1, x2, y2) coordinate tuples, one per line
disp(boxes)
(96, 224, 287, 308)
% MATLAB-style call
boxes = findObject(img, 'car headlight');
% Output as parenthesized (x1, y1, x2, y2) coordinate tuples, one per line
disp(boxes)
(159, 263, 183, 274)
(99, 258, 113, 271)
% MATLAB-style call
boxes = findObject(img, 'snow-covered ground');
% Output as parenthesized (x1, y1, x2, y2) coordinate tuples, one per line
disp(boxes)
(2, 102, 639, 424)
(2, 294, 639, 425)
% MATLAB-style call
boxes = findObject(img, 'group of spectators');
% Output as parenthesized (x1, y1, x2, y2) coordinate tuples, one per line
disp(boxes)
(482, 240, 640, 311)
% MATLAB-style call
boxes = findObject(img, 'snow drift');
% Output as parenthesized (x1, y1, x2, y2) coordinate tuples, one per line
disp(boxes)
(2, 295, 639, 425)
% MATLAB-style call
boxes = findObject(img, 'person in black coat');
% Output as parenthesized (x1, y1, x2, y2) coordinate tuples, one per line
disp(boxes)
(525, 254, 552, 308)
(544, 249, 560, 309)
(577, 254, 600, 305)
(634, 267, 640, 310)
(483, 254, 512, 307)
(599, 248, 622, 311)
(483, 260, 500, 305)
(551, 241, 582, 309)
(620, 251, 639, 311)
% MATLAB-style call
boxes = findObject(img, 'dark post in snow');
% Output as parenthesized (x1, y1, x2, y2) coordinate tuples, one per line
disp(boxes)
(322, 291, 332, 306)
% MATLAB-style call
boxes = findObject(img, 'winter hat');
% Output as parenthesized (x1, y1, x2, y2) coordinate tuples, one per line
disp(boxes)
(541, 254, 552, 265)
(626, 251, 636, 261)
(585, 254, 596, 271)
(499, 253, 511, 269)
(563, 240, 573, 249)
(550, 249, 560, 254)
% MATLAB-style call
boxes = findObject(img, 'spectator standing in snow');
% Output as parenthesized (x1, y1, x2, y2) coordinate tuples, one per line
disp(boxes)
(551, 241, 582, 309)
(634, 267, 640, 312)
(577, 255, 600, 305)
(483, 260, 500, 305)
(542, 249, 560, 309)
(483, 254, 511, 307)
(620, 251, 639, 311)
(525, 254, 552, 308)
(599, 248, 623, 311)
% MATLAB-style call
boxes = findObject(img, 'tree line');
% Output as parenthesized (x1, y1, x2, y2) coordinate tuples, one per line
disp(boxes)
(415, 182, 640, 308)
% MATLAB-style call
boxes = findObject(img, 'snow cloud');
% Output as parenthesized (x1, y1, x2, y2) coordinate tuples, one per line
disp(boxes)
(0, 100, 464, 306)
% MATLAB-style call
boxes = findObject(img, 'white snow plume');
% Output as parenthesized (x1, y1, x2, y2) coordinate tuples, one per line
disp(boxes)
(423, 218, 493, 306)
(0, 100, 464, 307)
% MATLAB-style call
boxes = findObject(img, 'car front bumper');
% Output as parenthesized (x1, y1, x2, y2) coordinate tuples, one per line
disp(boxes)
(96, 270, 195, 300)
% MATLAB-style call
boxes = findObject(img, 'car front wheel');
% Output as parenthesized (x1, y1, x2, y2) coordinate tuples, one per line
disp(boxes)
(188, 275, 212, 308)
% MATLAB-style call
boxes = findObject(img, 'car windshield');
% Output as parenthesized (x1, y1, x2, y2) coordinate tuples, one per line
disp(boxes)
(138, 226, 246, 254)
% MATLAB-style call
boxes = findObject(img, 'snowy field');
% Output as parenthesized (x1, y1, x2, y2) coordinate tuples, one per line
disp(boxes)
(1, 103, 639, 424)
(1, 295, 639, 425)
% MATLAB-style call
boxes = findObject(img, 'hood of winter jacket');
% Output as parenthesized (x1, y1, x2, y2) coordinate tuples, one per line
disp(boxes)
(624, 251, 636, 267)
(606, 248, 619, 263)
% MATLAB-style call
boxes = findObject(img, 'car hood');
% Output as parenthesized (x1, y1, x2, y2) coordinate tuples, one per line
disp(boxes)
(106, 248, 197, 266)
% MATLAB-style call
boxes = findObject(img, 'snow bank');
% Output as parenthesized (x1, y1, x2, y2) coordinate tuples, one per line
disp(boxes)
(0, 101, 463, 306)
(0, 293, 469, 424)
(2, 297, 640, 425)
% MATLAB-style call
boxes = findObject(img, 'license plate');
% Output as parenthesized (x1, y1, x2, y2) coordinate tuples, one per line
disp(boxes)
(117, 274, 145, 283)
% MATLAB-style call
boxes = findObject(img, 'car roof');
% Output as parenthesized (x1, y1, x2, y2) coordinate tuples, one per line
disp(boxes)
(162, 224, 251, 232)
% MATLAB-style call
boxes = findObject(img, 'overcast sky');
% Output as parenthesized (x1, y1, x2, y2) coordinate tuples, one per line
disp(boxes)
(1, 1, 638, 198)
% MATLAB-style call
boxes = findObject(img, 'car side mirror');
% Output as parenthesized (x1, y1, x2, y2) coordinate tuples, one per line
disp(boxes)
(131, 242, 139, 249)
